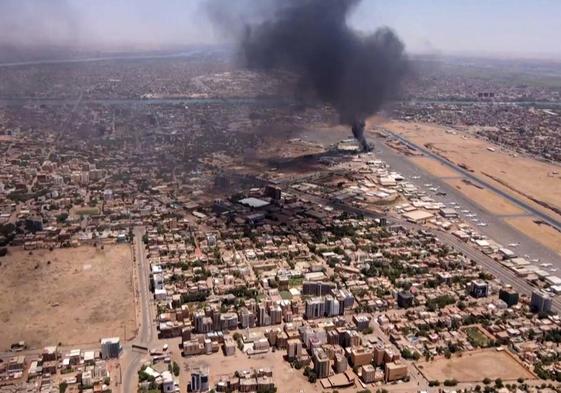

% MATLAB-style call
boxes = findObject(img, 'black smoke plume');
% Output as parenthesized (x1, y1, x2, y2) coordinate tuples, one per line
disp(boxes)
(352, 120, 369, 152)
(239, 0, 408, 151)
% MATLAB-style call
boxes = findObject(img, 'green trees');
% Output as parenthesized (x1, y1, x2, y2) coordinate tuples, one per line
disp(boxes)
(170, 361, 180, 376)
(400, 347, 420, 360)
(303, 366, 317, 383)
(138, 366, 155, 383)
(544, 328, 561, 343)
(495, 378, 503, 388)
(426, 294, 456, 311)
(443, 379, 458, 386)
(307, 371, 317, 383)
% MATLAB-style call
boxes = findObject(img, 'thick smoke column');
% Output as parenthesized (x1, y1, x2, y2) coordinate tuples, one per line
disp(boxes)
(241, 0, 408, 151)
(352, 120, 368, 152)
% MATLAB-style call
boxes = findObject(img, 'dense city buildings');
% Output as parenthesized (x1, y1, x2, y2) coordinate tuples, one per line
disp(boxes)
(2, 40, 561, 393)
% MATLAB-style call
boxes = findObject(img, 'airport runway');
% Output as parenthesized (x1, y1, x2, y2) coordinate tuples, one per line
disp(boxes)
(383, 130, 561, 232)
(371, 133, 561, 271)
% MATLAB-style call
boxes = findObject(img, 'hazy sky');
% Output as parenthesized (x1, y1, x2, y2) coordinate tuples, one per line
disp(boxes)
(352, 0, 561, 58)
(1, 0, 560, 58)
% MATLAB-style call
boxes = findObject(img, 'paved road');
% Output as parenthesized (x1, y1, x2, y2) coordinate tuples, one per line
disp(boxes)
(0, 227, 157, 389)
(121, 227, 155, 393)
(135, 227, 155, 344)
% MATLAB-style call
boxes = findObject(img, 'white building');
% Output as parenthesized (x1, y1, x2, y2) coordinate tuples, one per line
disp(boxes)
(161, 370, 176, 393)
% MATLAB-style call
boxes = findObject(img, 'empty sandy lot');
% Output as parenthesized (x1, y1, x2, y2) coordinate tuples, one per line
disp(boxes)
(419, 350, 535, 382)
(0, 245, 135, 350)
(177, 349, 423, 393)
(179, 350, 322, 393)
(383, 120, 561, 223)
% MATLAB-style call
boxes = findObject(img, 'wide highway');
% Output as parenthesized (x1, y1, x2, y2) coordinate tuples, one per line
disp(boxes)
(121, 227, 157, 393)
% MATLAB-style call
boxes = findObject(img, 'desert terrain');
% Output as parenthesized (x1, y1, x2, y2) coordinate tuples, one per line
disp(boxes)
(177, 350, 319, 393)
(384, 120, 561, 219)
(382, 120, 561, 253)
(418, 349, 535, 383)
(0, 245, 135, 350)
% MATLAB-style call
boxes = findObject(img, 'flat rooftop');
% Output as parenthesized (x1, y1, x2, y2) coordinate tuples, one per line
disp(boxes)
(239, 197, 270, 208)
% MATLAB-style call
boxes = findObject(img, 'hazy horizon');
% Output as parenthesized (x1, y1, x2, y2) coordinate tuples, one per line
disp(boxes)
(1, 0, 561, 60)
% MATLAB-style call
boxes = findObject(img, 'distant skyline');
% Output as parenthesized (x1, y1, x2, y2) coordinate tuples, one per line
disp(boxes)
(0, 0, 560, 59)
